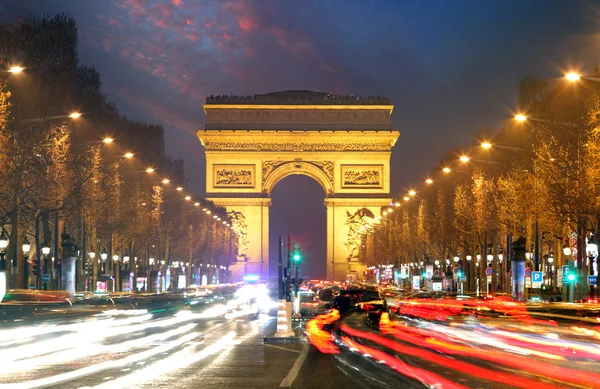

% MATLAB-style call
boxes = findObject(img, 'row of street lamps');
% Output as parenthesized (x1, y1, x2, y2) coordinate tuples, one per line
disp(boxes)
(361, 69, 600, 298)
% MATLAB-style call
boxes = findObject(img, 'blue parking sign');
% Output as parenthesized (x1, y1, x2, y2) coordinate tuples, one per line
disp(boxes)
(532, 271, 543, 283)
(588, 275, 597, 285)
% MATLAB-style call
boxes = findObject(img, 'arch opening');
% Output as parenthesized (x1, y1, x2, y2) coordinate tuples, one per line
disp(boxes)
(269, 175, 327, 279)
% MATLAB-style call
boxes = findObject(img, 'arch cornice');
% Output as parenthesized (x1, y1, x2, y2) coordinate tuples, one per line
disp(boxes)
(262, 161, 334, 196)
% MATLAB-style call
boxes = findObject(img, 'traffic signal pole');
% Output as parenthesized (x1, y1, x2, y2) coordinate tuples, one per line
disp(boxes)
(278, 236, 284, 300)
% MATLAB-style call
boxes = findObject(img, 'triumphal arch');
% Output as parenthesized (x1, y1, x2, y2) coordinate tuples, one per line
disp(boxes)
(197, 91, 399, 281)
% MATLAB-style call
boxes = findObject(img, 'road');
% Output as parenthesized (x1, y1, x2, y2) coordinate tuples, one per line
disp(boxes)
(3, 289, 600, 389)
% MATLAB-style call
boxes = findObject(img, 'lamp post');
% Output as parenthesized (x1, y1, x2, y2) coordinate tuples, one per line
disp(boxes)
(41, 243, 50, 290)
(0, 230, 8, 270)
(547, 253, 554, 289)
(87, 250, 95, 292)
(112, 254, 119, 292)
(123, 253, 130, 292)
(486, 247, 493, 295)
(100, 248, 108, 292)
(0, 231, 9, 301)
(586, 235, 598, 299)
(22, 237, 31, 289)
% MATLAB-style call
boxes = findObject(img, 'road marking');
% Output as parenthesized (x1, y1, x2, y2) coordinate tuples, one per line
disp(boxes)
(279, 341, 309, 389)
(264, 344, 302, 353)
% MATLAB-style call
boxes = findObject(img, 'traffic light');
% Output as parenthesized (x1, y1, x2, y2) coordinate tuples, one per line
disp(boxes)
(567, 273, 576, 282)
(293, 253, 301, 262)
(457, 270, 463, 277)
(32, 259, 41, 276)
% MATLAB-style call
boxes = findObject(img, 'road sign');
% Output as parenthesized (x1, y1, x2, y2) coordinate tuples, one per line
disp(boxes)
(524, 267, 532, 278)
(588, 275, 598, 286)
(459, 275, 467, 282)
(42, 274, 50, 283)
(485, 267, 493, 276)
(532, 271, 543, 288)
(433, 269, 441, 277)
(562, 265, 570, 283)
(453, 267, 459, 274)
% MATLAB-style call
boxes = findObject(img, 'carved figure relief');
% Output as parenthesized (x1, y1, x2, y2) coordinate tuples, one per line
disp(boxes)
(204, 142, 392, 152)
(214, 165, 255, 188)
(228, 211, 249, 259)
(341, 165, 383, 188)
(344, 208, 375, 261)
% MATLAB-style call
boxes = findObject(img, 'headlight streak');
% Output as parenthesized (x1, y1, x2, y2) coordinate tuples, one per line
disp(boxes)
(0, 288, 270, 388)
(1, 332, 200, 389)
(91, 331, 237, 389)
(1, 323, 198, 375)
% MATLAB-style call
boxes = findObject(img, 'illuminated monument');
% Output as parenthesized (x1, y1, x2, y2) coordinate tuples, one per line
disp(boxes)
(197, 91, 399, 281)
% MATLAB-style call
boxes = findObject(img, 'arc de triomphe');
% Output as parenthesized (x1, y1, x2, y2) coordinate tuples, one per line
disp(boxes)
(197, 91, 399, 281)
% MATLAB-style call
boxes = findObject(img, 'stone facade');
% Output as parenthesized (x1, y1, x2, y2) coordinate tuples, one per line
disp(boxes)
(197, 91, 399, 281)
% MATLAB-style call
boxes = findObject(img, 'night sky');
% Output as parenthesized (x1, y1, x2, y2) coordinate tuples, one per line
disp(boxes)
(2, 0, 599, 278)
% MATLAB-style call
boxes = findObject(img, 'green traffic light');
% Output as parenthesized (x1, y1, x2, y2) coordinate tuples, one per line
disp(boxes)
(567, 273, 576, 282)
(293, 253, 301, 262)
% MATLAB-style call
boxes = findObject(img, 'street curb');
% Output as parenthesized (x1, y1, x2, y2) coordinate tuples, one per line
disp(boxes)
(278, 341, 309, 389)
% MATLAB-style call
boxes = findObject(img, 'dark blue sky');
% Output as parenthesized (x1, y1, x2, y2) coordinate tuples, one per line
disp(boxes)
(2, 0, 599, 277)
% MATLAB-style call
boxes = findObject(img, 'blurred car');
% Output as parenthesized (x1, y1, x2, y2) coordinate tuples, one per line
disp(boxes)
(331, 288, 387, 324)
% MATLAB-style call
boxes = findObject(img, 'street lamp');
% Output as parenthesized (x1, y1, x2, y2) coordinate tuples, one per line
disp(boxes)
(481, 141, 492, 149)
(22, 237, 30, 255)
(425, 178, 433, 184)
(442, 167, 451, 174)
(514, 114, 528, 122)
(486, 248, 493, 263)
(100, 248, 108, 262)
(0, 230, 8, 269)
(68, 112, 82, 119)
(8, 66, 24, 73)
(459, 155, 470, 163)
(41, 242, 50, 290)
(453, 254, 460, 263)
(22, 236, 31, 288)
